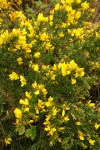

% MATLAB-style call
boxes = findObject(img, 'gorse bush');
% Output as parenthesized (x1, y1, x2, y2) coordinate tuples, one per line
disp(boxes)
(0, 0, 100, 149)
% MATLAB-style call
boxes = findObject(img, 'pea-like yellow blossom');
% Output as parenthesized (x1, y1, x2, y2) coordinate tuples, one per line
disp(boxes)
(45, 125, 51, 131)
(54, 3, 60, 11)
(38, 99, 44, 109)
(52, 107, 58, 116)
(32, 64, 39, 72)
(59, 127, 65, 131)
(45, 101, 52, 107)
(87, 100, 95, 107)
(78, 131, 85, 140)
(34, 90, 40, 95)
(89, 139, 95, 145)
(4, 137, 12, 145)
(29, 120, 34, 124)
(34, 52, 41, 58)
(24, 107, 29, 112)
(81, 1, 89, 10)
(64, 116, 70, 121)
(25, 91, 32, 99)
(20, 75, 27, 87)
(62, 109, 65, 117)
(94, 123, 100, 130)
(76, 121, 81, 125)
(9, 72, 19, 80)
(76, 0, 81, 4)
(37, 13, 48, 22)
(19, 98, 29, 106)
(14, 108, 22, 119)
(71, 78, 76, 85)
(17, 57, 23, 65)
(48, 127, 56, 136)
(32, 81, 37, 88)
(75, 68, 85, 77)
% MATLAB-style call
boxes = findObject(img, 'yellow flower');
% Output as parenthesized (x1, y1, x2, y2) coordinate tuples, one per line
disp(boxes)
(45, 125, 51, 131)
(50, 9, 54, 15)
(24, 107, 29, 112)
(4, 137, 12, 145)
(71, 78, 76, 85)
(89, 139, 95, 145)
(15, 0, 22, 5)
(60, 63, 68, 76)
(76, 0, 81, 4)
(34, 52, 41, 58)
(38, 99, 44, 109)
(17, 57, 23, 65)
(95, 32, 99, 38)
(81, 1, 89, 10)
(62, 109, 65, 117)
(14, 108, 22, 119)
(39, 32, 48, 42)
(63, 104, 70, 110)
(34, 90, 40, 95)
(87, 100, 95, 107)
(49, 127, 56, 136)
(32, 81, 37, 88)
(76, 121, 81, 125)
(61, 22, 67, 28)
(9, 72, 19, 80)
(45, 101, 52, 107)
(79, 134, 84, 140)
(75, 28, 84, 39)
(58, 32, 64, 38)
(52, 107, 58, 116)
(49, 15, 53, 22)
(48, 96, 54, 102)
(59, 127, 65, 131)
(25, 91, 32, 99)
(32, 64, 39, 72)
(35, 107, 39, 114)
(37, 13, 48, 22)
(65, 6, 73, 13)
(19, 98, 29, 106)
(94, 123, 100, 130)
(69, 60, 78, 71)
(75, 68, 85, 77)
(20, 75, 27, 87)
(16, 119, 20, 124)
(29, 120, 34, 124)
(54, 3, 60, 11)
(64, 116, 70, 121)
(75, 11, 81, 20)
(78, 131, 85, 140)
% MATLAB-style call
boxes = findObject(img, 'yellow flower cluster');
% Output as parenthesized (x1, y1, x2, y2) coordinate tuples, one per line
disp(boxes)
(9, 11, 26, 22)
(14, 108, 22, 119)
(53, 60, 84, 84)
(38, 13, 48, 22)
(0, 0, 99, 148)
(32, 82, 47, 97)
(14, 91, 32, 124)
(9, 72, 26, 87)
(0, 0, 8, 10)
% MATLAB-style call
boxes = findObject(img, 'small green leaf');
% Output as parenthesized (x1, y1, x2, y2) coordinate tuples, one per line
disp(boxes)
(26, 126, 36, 140)
(18, 126, 25, 135)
